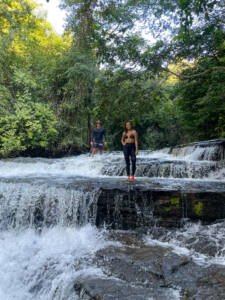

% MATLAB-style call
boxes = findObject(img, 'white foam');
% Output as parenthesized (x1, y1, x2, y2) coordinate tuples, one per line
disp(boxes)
(0, 181, 101, 230)
(208, 167, 225, 181)
(0, 148, 224, 181)
(0, 225, 115, 300)
(0, 152, 130, 178)
(145, 222, 225, 266)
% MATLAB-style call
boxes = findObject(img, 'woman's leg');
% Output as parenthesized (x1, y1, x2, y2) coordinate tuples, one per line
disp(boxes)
(131, 146, 136, 176)
(123, 146, 130, 176)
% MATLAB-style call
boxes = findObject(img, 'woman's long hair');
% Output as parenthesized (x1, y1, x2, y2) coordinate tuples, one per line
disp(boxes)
(124, 121, 132, 133)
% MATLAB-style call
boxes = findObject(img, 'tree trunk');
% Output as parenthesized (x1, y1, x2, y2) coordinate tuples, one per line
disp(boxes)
(87, 113, 91, 145)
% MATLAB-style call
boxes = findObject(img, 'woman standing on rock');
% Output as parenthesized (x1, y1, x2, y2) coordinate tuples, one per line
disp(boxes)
(121, 121, 138, 181)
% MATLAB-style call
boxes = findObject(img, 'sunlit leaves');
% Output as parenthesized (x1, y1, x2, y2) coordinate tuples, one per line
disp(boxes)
(0, 0, 71, 156)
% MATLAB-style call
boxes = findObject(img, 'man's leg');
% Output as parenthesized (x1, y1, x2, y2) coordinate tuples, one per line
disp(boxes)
(92, 145, 97, 158)
(98, 144, 103, 155)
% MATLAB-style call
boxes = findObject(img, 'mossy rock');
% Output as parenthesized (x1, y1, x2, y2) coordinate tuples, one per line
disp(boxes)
(165, 207, 171, 212)
(193, 201, 203, 216)
(170, 197, 180, 207)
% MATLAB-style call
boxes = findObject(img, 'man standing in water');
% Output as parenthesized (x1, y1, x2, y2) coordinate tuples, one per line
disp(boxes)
(90, 120, 107, 158)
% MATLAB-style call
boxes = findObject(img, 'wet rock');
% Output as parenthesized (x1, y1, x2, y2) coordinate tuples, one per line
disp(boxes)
(74, 231, 225, 300)
(195, 265, 225, 300)
(96, 187, 225, 229)
(184, 235, 219, 257)
(74, 276, 171, 300)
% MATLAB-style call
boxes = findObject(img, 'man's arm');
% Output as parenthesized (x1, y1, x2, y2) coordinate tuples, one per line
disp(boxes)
(103, 128, 107, 144)
(90, 129, 95, 144)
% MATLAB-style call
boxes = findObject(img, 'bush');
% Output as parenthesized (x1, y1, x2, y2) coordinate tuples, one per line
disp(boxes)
(0, 100, 58, 157)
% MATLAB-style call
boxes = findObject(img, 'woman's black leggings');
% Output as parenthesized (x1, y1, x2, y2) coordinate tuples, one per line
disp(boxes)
(123, 143, 136, 176)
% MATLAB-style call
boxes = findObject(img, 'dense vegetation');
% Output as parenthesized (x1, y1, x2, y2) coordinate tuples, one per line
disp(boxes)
(0, 0, 224, 157)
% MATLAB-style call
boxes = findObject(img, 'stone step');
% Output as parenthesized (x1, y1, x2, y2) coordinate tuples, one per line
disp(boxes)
(0, 176, 224, 230)
(96, 185, 225, 229)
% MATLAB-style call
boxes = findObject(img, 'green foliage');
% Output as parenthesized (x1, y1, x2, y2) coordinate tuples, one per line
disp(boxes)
(176, 57, 225, 140)
(49, 46, 98, 150)
(94, 69, 184, 150)
(0, 0, 224, 157)
(0, 99, 58, 157)
(138, 0, 225, 63)
(0, 0, 70, 157)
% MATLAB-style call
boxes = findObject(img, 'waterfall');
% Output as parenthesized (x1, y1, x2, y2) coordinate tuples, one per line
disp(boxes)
(101, 139, 225, 180)
(0, 139, 224, 181)
(145, 220, 225, 266)
(170, 145, 224, 161)
(0, 139, 224, 231)
(0, 138, 224, 299)
(0, 180, 100, 231)
(0, 225, 113, 300)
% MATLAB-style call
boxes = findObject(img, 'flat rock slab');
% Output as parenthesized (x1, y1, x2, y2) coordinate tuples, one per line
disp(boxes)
(74, 277, 174, 300)
(0, 175, 224, 192)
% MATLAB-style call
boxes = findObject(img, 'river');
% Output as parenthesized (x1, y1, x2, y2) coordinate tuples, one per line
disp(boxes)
(0, 140, 225, 299)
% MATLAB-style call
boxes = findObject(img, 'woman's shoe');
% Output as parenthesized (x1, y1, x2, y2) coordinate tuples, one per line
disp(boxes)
(131, 176, 135, 181)
(128, 176, 131, 181)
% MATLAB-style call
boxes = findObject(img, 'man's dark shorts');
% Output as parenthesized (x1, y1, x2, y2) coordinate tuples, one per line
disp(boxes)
(93, 143, 103, 150)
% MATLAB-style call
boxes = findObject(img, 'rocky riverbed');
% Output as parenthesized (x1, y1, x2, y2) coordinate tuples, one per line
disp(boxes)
(75, 226, 225, 300)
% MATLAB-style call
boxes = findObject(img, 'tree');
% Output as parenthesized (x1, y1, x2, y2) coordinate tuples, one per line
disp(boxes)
(0, 0, 70, 157)
(94, 68, 184, 149)
(176, 55, 225, 140)
(135, 0, 225, 77)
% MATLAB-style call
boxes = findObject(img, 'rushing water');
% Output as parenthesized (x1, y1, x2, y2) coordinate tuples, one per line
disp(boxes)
(0, 141, 224, 299)
(145, 220, 225, 266)
(0, 148, 224, 180)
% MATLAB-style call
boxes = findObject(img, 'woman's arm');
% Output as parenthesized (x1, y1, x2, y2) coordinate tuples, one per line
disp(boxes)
(134, 131, 138, 155)
(121, 132, 126, 146)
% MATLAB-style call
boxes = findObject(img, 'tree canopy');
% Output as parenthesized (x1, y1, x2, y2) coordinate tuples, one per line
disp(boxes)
(0, 0, 224, 157)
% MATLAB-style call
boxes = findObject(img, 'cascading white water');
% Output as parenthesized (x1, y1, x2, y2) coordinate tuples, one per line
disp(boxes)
(145, 220, 225, 266)
(0, 225, 118, 300)
(0, 181, 101, 230)
(0, 153, 116, 300)
(0, 145, 224, 180)
(170, 145, 220, 160)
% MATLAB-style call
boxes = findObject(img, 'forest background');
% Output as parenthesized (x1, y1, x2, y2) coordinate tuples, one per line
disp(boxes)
(0, 0, 225, 157)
